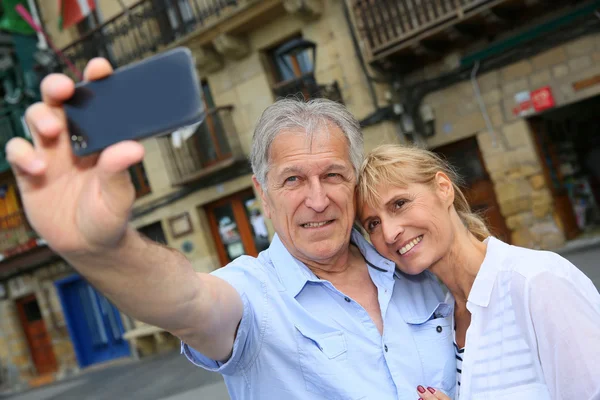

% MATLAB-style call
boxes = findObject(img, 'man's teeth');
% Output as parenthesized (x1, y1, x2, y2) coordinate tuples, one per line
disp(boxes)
(303, 221, 329, 228)
(399, 235, 423, 255)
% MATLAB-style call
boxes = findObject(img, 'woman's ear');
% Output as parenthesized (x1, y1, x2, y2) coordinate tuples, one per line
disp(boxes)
(434, 171, 455, 207)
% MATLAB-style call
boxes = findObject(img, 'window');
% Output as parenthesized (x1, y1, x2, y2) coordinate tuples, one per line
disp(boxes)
(129, 162, 151, 198)
(267, 37, 318, 100)
(138, 221, 167, 245)
(205, 188, 270, 266)
(269, 37, 314, 83)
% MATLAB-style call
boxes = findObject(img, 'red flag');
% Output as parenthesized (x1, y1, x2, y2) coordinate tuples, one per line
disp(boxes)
(59, 0, 96, 30)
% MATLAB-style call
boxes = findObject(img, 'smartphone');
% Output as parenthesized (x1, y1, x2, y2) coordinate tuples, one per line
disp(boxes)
(64, 47, 204, 157)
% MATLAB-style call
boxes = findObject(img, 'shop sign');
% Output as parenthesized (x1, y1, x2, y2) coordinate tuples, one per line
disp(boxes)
(512, 86, 556, 116)
(512, 91, 534, 117)
(531, 86, 555, 112)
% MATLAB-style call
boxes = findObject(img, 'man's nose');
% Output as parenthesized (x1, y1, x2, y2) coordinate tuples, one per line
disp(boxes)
(305, 179, 330, 212)
(382, 220, 403, 244)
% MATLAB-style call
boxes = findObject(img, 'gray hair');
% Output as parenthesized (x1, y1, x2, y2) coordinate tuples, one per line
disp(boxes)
(250, 98, 364, 188)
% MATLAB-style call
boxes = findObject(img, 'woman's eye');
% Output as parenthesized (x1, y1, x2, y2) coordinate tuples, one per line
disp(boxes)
(367, 220, 380, 232)
(393, 200, 406, 210)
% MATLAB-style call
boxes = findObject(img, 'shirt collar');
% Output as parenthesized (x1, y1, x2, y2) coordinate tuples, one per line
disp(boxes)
(267, 229, 396, 297)
(468, 236, 507, 308)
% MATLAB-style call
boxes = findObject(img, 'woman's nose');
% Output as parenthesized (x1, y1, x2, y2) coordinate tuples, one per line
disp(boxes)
(382, 220, 403, 244)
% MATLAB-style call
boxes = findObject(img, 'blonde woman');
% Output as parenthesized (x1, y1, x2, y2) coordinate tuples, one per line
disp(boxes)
(357, 144, 600, 400)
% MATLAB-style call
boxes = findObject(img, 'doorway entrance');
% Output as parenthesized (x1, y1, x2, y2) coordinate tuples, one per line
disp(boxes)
(529, 96, 600, 239)
(55, 275, 130, 368)
(16, 294, 58, 375)
(434, 137, 511, 243)
(204, 188, 270, 266)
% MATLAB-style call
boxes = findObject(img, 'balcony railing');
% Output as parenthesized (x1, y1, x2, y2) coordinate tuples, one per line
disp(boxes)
(61, 0, 242, 73)
(352, 0, 498, 62)
(0, 210, 41, 260)
(273, 73, 344, 104)
(157, 105, 243, 185)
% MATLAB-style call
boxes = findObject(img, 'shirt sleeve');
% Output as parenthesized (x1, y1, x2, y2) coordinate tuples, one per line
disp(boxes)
(181, 256, 269, 376)
(526, 268, 600, 399)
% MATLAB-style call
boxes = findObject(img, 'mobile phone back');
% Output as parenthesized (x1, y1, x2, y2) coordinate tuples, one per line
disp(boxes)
(64, 47, 204, 157)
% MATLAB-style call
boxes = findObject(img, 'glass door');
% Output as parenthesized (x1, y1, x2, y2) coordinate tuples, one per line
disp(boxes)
(205, 188, 270, 266)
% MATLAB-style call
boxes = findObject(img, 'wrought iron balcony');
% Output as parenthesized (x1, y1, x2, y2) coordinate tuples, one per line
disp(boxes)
(351, 0, 584, 68)
(273, 73, 344, 104)
(157, 105, 244, 186)
(60, 0, 283, 74)
(62, 0, 239, 72)
(0, 210, 43, 261)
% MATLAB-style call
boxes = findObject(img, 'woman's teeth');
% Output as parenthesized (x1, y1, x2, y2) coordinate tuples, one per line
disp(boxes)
(399, 235, 423, 255)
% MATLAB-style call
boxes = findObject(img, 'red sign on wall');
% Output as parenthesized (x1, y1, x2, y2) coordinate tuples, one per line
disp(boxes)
(531, 86, 555, 112)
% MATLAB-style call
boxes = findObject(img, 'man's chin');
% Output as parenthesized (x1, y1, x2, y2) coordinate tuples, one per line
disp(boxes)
(298, 239, 347, 261)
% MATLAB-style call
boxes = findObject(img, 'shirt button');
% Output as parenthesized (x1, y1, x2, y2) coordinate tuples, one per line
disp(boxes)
(344, 297, 351, 303)
(436, 326, 443, 333)
(384, 345, 388, 352)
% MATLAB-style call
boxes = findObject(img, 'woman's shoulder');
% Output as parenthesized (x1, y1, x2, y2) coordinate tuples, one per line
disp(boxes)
(488, 237, 577, 281)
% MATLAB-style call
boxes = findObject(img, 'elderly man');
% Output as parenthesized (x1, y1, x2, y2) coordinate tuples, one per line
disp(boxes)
(6, 59, 454, 399)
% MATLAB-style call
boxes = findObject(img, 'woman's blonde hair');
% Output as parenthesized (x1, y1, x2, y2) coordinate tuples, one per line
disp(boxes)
(357, 144, 490, 241)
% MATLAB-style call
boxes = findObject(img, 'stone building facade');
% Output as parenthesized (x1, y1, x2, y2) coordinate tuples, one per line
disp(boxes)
(419, 33, 600, 249)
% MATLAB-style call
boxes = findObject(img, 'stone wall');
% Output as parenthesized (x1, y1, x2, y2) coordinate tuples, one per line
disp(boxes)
(419, 33, 600, 249)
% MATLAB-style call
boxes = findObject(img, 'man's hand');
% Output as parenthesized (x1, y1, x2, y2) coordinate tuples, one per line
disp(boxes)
(6, 58, 144, 256)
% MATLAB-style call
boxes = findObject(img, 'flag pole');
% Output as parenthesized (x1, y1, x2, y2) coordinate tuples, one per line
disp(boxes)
(15, 4, 84, 81)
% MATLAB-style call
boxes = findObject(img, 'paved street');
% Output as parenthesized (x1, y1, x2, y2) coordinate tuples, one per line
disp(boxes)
(1, 241, 598, 400)
(0, 351, 229, 400)
(559, 238, 600, 289)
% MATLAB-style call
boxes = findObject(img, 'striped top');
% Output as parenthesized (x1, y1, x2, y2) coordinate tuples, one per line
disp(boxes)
(447, 237, 600, 400)
(453, 337, 464, 397)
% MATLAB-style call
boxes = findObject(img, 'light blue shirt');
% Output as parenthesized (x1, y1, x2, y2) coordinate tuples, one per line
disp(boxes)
(182, 230, 455, 399)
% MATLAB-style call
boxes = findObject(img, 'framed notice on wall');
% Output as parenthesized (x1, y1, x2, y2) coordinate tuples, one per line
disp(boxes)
(168, 212, 194, 238)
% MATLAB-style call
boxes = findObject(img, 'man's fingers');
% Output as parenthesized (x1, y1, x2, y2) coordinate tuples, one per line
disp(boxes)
(97, 141, 145, 175)
(5, 137, 46, 176)
(96, 141, 145, 217)
(83, 58, 113, 81)
(25, 102, 64, 141)
(40, 73, 75, 107)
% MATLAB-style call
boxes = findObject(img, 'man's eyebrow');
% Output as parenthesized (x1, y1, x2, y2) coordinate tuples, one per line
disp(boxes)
(278, 163, 349, 176)
(323, 164, 350, 173)
(279, 166, 305, 176)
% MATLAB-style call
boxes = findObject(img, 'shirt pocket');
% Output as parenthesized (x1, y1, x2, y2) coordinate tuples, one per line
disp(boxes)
(295, 324, 366, 400)
(408, 317, 456, 396)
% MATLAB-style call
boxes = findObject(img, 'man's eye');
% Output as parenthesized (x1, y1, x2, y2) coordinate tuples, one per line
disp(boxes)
(327, 173, 340, 178)
(285, 176, 299, 183)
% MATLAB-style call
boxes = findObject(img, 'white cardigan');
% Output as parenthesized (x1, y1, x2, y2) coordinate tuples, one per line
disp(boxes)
(448, 237, 600, 400)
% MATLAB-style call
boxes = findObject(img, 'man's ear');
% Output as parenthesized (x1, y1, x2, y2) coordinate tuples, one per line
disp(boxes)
(252, 175, 271, 219)
(435, 171, 455, 207)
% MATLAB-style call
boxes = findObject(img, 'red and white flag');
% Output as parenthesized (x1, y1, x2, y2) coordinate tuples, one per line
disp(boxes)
(59, 0, 96, 30)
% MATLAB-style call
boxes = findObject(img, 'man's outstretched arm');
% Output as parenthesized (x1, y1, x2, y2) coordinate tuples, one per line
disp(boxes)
(6, 58, 242, 362)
